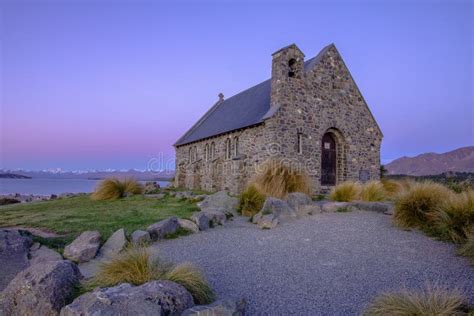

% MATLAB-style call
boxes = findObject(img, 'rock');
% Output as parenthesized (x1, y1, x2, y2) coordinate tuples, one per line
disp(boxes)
(197, 191, 238, 216)
(63, 231, 101, 263)
(182, 298, 246, 316)
(321, 202, 351, 213)
(259, 197, 296, 223)
(147, 217, 179, 240)
(97, 228, 127, 259)
(256, 214, 279, 229)
(0, 260, 81, 316)
(29, 243, 63, 265)
(175, 191, 195, 199)
(60, 280, 194, 316)
(286, 192, 313, 211)
(191, 212, 210, 231)
(350, 201, 394, 214)
(131, 230, 151, 245)
(178, 218, 200, 233)
(143, 181, 161, 194)
(203, 210, 227, 226)
(0, 229, 32, 291)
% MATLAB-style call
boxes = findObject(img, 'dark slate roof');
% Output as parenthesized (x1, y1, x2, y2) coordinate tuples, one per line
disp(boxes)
(174, 44, 333, 146)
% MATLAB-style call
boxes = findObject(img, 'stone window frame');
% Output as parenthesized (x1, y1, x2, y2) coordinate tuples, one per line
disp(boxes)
(205, 144, 209, 161)
(210, 142, 216, 160)
(233, 136, 239, 157)
(225, 138, 232, 160)
(297, 132, 303, 154)
(288, 58, 297, 78)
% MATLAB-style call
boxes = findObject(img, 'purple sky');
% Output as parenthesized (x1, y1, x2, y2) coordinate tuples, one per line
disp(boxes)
(1, 0, 472, 171)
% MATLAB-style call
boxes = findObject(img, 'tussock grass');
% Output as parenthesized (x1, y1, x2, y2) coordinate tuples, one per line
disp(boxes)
(90, 246, 214, 304)
(238, 184, 266, 217)
(458, 229, 474, 264)
(330, 182, 361, 202)
(91, 178, 143, 201)
(364, 285, 468, 316)
(381, 179, 402, 198)
(360, 181, 387, 202)
(251, 160, 311, 199)
(393, 181, 451, 228)
(164, 263, 215, 304)
(429, 190, 474, 243)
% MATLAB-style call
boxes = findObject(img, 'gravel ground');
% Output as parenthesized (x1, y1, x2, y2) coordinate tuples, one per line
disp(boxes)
(149, 211, 473, 315)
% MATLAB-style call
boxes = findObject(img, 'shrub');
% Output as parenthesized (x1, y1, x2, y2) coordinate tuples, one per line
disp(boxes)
(393, 181, 451, 228)
(429, 190, 474, 243)
(90, 246, 214, 304)
(360, 181, 387, 202)
(91, 178, 143, 201)
(330, 182, 361, 202)
(364, 285, 468, 316)
(458, 229, 474, 264)
(238, 185, 266, 217)
(164, 263, 215, 304)
(251, 160, 311, 199)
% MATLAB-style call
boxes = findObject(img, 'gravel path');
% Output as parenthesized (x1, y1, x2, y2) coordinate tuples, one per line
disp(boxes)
(149, 211, 473, 315)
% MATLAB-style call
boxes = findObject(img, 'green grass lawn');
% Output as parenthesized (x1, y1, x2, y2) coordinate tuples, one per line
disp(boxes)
(0, 194, 199, 247)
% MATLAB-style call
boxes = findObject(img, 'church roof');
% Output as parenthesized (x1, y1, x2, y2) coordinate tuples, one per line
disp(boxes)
(174, 44, 333, 147)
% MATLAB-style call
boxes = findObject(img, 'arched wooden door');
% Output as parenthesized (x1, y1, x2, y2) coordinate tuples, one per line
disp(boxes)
(321, 133, 336, 185)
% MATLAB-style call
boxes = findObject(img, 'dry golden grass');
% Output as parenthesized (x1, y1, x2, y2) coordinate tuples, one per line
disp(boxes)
(393, 181, 451, 228)
(238, 184, 266, 217)
(429, 190, 474, 243)
(458, 228, 474, 265)
(364, 285, 468, 316)
(91, 178, 143, 201)
(330, 182, 361, 202)
(381, 179, 403, 198)
(360, 181, 387, 202)
(251, 160, 311, 199)
(90, 245, 214, 304)
(164, 263, 215, 304)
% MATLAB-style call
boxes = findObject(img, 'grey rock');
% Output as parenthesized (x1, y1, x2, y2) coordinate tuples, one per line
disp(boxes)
(131, 230, 151, 245)
(286, 192, 313, 211)
(175, 191, 195, 199)
(203, 210, 227, 226)
(1, 260, 81, 316)
(350, 201, 394, 214)
(178, 218, 200, 233)
(257, 214, 279, 229)
(29, 244, 63, 265)
(63, 231, 101, 263)
(143, 181, 161, 194)
(182, 298, 246, 316)
(60, 280, 194, 316)
(259, 197, 296, 223)
(147, 217, 179, 240)
(321, 202, 351, 213)
(98, 228, 127, 259)
(197, 191, 238, 216)
(0, 229, 32, 291)
(191, 212, 211, 231)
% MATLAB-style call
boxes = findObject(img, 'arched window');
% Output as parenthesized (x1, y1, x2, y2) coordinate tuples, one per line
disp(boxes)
(194, 146, 198, 161)
(288, 58, 296, 78)
(225, 138, 231, 160)
(210, 142, 215, 160)
(234, 137, 239, 157)
(205, 144, 209, 161)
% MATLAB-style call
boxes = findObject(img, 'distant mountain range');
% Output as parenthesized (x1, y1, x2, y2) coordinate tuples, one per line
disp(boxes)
(0, 169, 174, 181)
(386, 146, 474, 176)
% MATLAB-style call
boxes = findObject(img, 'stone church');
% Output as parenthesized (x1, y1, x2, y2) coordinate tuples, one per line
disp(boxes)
(174, 43, 382, 194)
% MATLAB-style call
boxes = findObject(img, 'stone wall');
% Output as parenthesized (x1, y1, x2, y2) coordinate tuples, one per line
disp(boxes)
(175, 44, 382, 195)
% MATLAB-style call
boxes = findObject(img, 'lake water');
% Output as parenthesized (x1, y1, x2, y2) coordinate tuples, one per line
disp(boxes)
(0, 178, 171, 196)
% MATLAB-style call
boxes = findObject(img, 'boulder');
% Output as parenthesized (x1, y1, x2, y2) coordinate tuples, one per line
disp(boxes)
(29, 243, 63, 265)
(203, 210, 227, 226)
(143, 181, 161, 194)
(147, 217, 179, 241)
(350, 201, 394, 214)
(175, 191, 195, 199)
(321, 202, 351, 213)
(97, 228, 127, 259)
(131, 230, 151, 245)
(178, 218, 200, 233)
(0, 260, 81, 316)
(191, 212, 210, 231)
(182, 298, 246, 316)
(60, 280, 193, 316)
(259, 197, 296, 223)
(256, 214, 279, 229)
(286, 192, 313, 211)
(197, 191, 238, 216)
(63, 231, 101, 263)
(0, 229, 32, 291)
